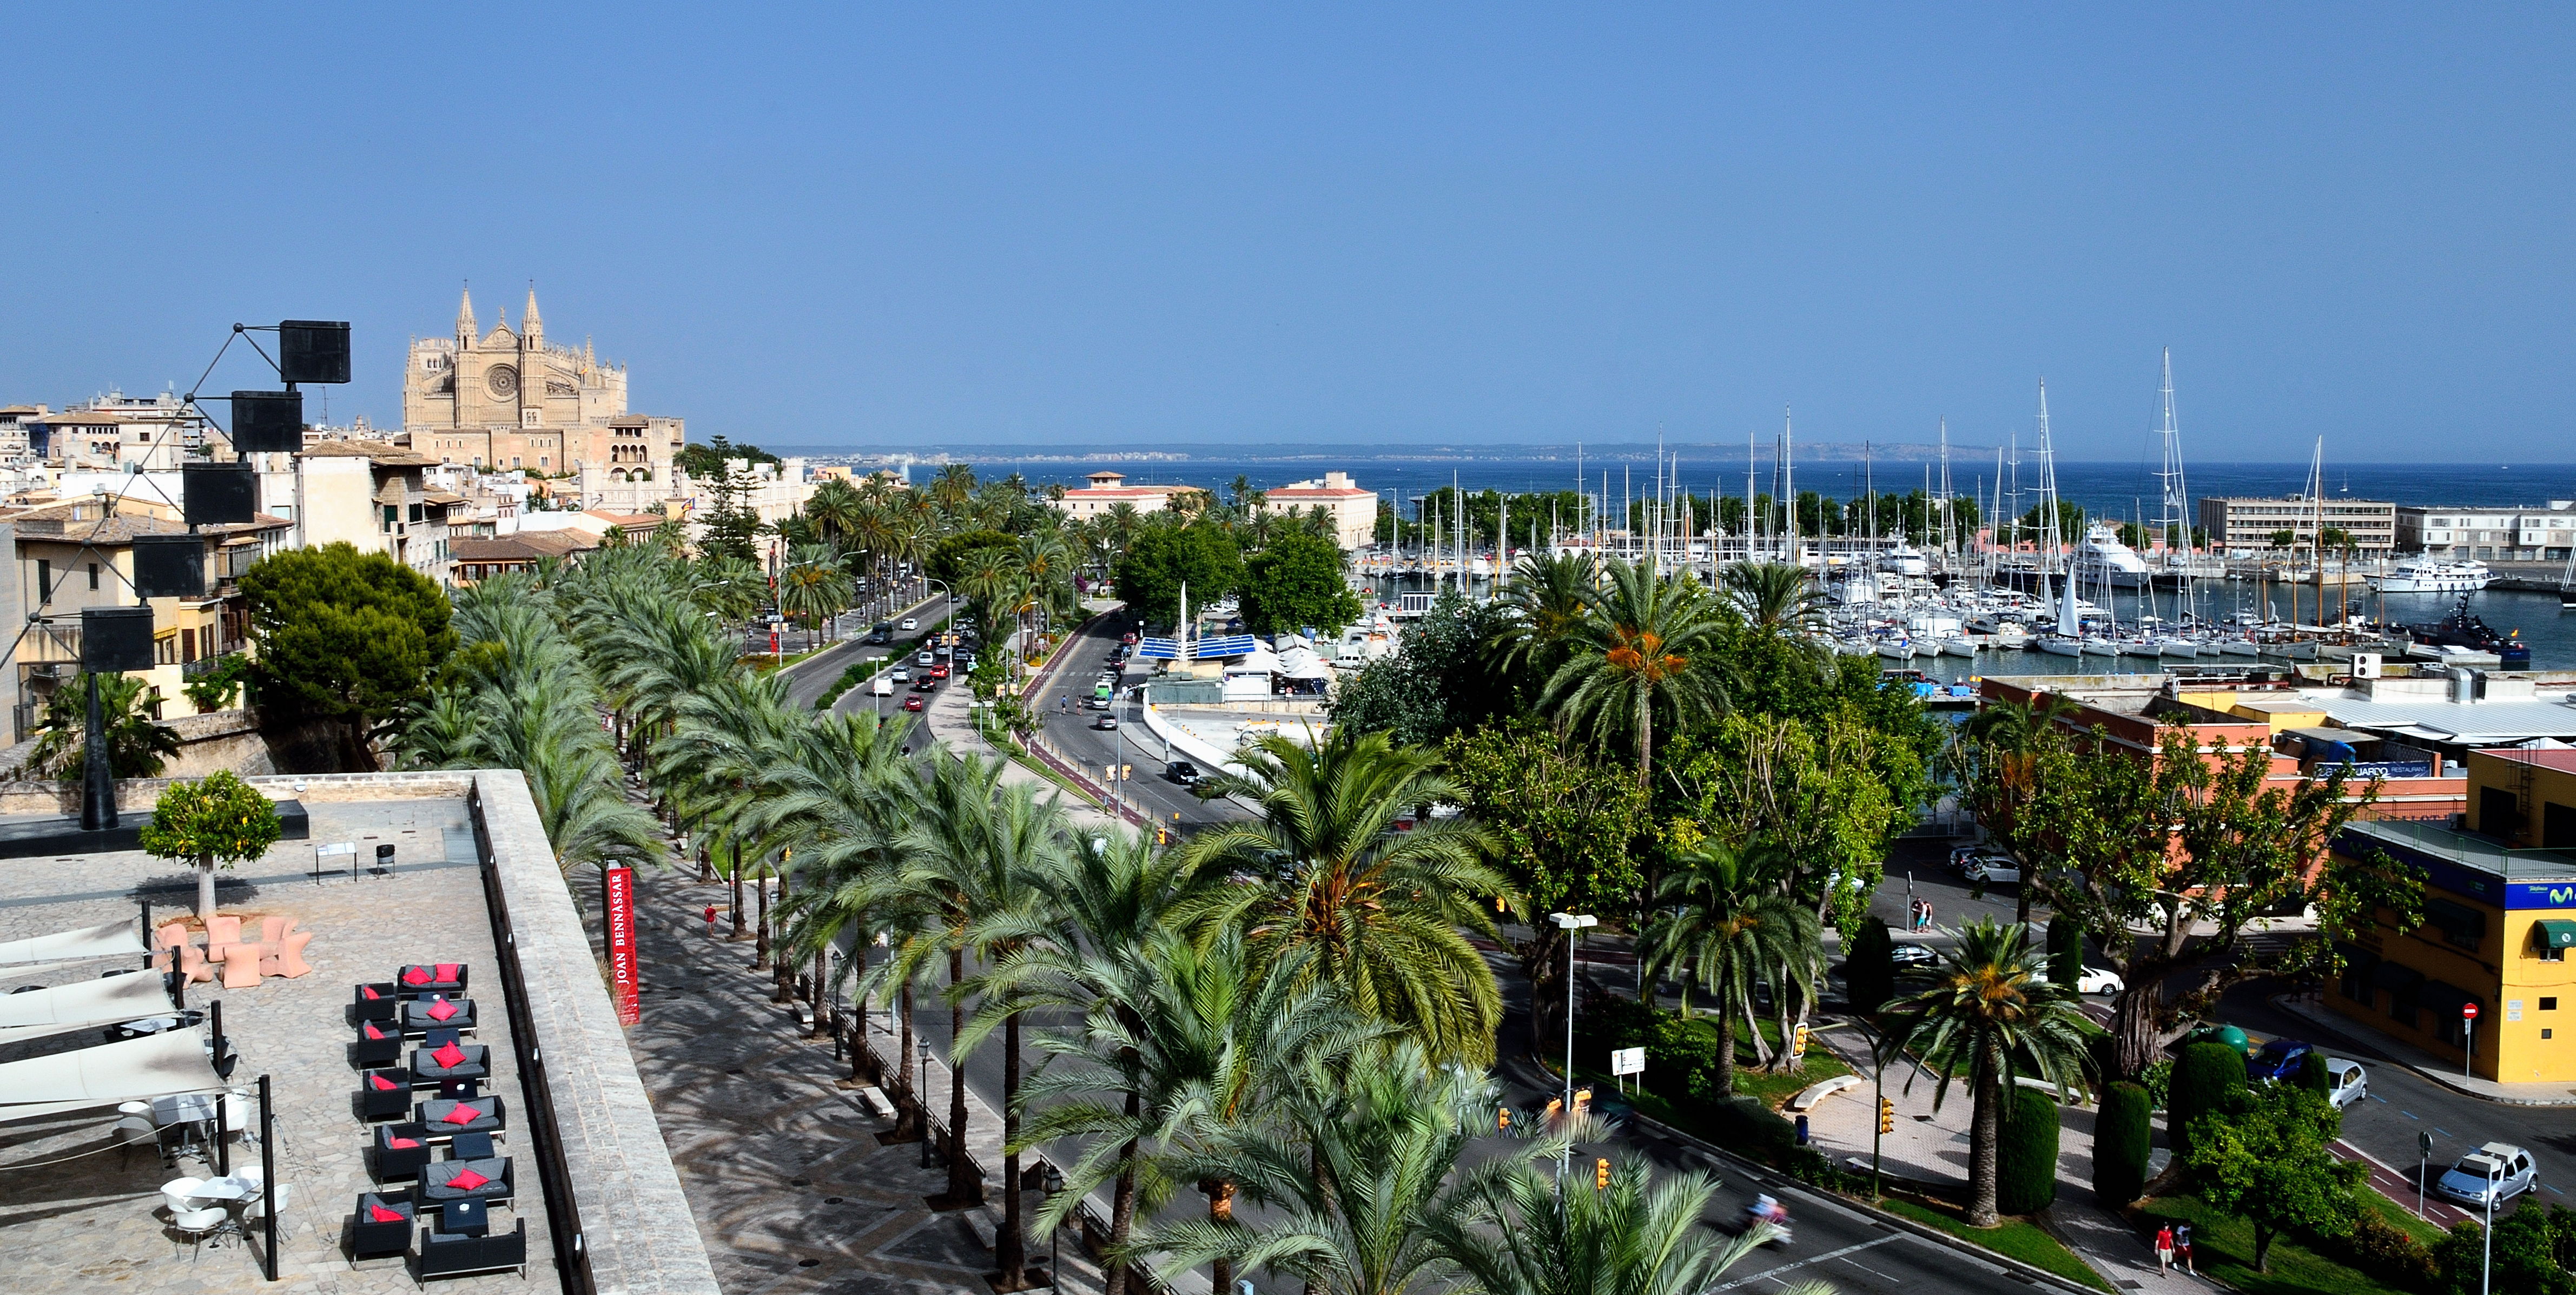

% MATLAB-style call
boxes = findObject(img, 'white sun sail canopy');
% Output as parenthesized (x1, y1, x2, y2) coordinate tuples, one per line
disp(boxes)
(0, 917, 144, 972)
(0, 1026, 225, 1122)
(0, 973, 175, 1044)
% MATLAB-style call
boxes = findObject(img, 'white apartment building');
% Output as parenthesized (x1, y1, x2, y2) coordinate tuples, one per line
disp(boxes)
(1254, 471, 1380, 551)
(2396, 502, 2576, 561)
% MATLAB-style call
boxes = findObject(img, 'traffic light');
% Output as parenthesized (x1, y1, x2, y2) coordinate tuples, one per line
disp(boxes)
(1496, 1107, 1512, 1131)
(1542, 1098, 1562, 1122)
(1594, 1158, 1610, 1190)
(1573, 1087, 1593, 1113)
(1792, 1022, 1810, 1058)
(1879, 1098, 1895, 1135)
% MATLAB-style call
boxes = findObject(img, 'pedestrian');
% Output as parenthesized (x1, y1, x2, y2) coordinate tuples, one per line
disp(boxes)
(1921, 900, 1934, 931)
(2173, 1221, 2194, 1276)
(2153, 1224, 2174, 1277)
(703, 903, 717, 937)
(1908, 897, 1923, 931)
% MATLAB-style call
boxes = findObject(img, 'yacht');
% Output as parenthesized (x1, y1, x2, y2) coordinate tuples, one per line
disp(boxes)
(2371, 558, 2493, 594)
(2071, 524, 2156, 590)
(1878, 541, 1930, 578)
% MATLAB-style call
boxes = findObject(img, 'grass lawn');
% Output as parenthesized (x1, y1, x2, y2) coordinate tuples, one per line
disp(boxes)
(2360, 1186, 2444, 1247)
(1669, 1010, 1857, 1108)
(2135, 1194, 2418, 1295)
(1879, 1197, 2113, 1291)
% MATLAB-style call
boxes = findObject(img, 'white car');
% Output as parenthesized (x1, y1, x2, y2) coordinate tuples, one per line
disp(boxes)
(1961, 858, 2022, 884)
(888, 668, 910, 684)
(2030, 965, 2123, 996)
(900, 617, 920, 631)
(2323, 1058, 2369, 1109)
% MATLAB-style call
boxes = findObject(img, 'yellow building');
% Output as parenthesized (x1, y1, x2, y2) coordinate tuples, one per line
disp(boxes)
(2328, 748, 2576, 1082)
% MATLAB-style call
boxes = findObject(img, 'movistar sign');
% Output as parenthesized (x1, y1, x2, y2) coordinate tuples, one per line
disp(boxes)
(2506, 881, 2576, 910)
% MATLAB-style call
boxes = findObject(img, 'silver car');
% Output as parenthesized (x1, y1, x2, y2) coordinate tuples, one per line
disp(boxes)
(2435, 1142, 2537, 1210)
(2322, 1058, 2369, 1110)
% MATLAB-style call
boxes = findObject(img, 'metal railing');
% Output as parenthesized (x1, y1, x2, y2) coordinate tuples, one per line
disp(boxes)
(468, 781, 598, 1295)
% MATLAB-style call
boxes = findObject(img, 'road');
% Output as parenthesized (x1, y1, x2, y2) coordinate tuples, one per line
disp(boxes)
(777, 593, 954, 713)
(1025, 609, 1248, 831)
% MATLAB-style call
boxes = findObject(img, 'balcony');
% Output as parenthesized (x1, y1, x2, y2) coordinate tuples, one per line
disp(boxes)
(182, 651, 243, 679)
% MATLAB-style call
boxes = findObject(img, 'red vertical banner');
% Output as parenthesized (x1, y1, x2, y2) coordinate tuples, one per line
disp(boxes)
(604, 865, 640, 1025)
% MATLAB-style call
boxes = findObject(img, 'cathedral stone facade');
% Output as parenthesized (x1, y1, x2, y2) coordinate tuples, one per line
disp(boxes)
(402, 287, 683, 481)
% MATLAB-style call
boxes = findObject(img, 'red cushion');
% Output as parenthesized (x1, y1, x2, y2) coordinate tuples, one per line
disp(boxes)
(431, 1041, 467, 1069)
(426, 999, 457, 1022)
(434, 962, 460, 982)
(361, 985, 382, 1000)
(363, 1022, 385, 1039)
(442, 1104, 479, 1126)
(368, 1203, 407, 1223)
(402, 967, 430, 985)
(446, 1168, 489, 1192)
(386, 1135, 422, 1149)
(369, 1074, 398, 1091)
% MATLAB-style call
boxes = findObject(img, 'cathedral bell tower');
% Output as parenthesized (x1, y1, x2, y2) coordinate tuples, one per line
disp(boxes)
(519, 287, 544, 428)
(456, 285, 477, 351)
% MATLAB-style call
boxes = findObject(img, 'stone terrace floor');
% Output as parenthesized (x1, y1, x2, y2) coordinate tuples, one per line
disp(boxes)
(0, 798, 558, 1293)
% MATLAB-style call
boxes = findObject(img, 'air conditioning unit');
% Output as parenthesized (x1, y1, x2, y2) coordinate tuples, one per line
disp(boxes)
(2352, 652, 2383, 679)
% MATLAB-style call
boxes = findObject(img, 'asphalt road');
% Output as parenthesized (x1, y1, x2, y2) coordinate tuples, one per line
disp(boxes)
(1027, 611, 1249, 831)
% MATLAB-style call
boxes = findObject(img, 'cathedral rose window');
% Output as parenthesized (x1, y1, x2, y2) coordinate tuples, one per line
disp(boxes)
(486, 366, 519, 399)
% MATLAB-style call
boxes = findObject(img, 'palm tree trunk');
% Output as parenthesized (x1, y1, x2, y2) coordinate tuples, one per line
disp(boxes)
(1634, 685, 1654, 789)
(1712, 952, 1738, 1097)
(1967, 1036, 2003, 1227)
(1200, 1179, 1237, 1295)
(809, 948, 828, 1036)
(996, 1010, 1027, 1285)
(947, 948, 980, 1204)
(894, 982, 921, 1139)
(1106, 1129, 1137, 1295)
(728, 840, 748, 940)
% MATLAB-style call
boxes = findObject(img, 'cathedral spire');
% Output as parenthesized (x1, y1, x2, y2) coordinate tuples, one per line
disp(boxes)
(523, 284, 543, 345)
(456, 283, 477, 347)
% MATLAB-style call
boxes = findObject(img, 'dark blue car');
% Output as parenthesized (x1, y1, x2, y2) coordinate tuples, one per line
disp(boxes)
(2246, 1038, 2314, 1082)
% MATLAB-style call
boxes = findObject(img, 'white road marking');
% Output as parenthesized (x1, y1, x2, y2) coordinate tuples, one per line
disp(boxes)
(1713, 1235, 1902, 1290)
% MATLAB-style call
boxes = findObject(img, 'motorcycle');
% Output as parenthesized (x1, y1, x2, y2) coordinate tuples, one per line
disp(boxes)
(1745, 1194, 1792, 1247)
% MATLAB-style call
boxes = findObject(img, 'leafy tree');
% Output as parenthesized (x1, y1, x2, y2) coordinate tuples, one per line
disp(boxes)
(929, 528, 1021, 590)
(2046, 915, 2083, 992)
(673, 434, 778, 479)
(1670, 712, 1907, 935)
(2186, 1081, 2364, 1273)
(239, 542, 454, 771)
(1327, 593, 1517, 745)
(180, 652, 252, 713)
(1541, 556, 1735, 789)
(2094, 1081, 2153, 1207)
(1999, 727, 2422, 1078)
(1114, 523, 1244, 628)
(140, 770, 283, 919)
(2430, 1201, 2576, 1295)
(1996, 1086, 2060, 1214)
(16, 672, 181, 779)
(1442, 717, 1649, 1053)
(1637, 841, 1818, 1094)
(695, 456, 768, 564)
(1882, 918, 2098, 1226)
(1180, 728, 1509, 1066)
(1239, 530, 1361, 636)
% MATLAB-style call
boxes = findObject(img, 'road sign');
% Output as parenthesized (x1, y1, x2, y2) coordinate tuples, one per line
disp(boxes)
(2420, 1131, 2435, 1157)
(2462, 1002, 2479, 1020)
(1610, 1047, 1646, 1076)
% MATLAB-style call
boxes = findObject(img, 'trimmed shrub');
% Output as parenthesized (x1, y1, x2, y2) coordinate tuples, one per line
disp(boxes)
(1997, 1086, 2062, 1215)
(2298, 1050, 2334, 1095)
(2167, 1042, 2247, 1167)
(2093, 1081, 2153, 1207)
(2319, 1210, 2438, 1293)
(2046, 915, 2083, 992)
(1844, 922, 1896, 1016)
(2138, 1059, 2174, 1111)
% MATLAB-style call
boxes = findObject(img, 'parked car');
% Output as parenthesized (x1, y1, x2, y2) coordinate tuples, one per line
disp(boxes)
(2435, 1142, 2537, 1209)
(1888, 942, 1938, 968)
(1960, 857, 2022, 884)
(2245, 1038, 2316, 1082)
(903, 695, 926, 712)
(1165, 760, 1203, 784)
(2031, 964, 2124, 996)
(1095, 715, 1119, 731)
(900, 617, 920, 631)
(2322, 1058, 2369, 1109)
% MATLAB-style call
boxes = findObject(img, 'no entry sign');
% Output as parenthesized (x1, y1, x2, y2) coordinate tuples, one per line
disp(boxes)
(2462, 1002, 2479, 1020)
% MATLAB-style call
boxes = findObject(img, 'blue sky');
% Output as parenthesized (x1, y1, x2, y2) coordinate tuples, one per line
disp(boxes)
(4, 5, 2569, 460)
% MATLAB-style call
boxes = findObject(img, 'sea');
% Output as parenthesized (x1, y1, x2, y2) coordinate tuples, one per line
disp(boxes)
(821, 448, 2576, 675)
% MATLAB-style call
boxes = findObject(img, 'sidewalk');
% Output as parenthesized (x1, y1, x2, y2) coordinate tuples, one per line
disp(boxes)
(2273, 991, 2576, 1106)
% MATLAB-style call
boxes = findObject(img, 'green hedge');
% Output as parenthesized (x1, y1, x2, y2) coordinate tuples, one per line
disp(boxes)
(2093, 1081, 2152, 1207)
(1845, 922, 1896, 1016)
(2168, 1042, 2247, 1170)
(2298, 1051, 2334, 1095)
(1997, 1086, 2061, 1214)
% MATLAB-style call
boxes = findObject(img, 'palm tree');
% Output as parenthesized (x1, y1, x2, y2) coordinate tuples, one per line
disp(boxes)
(1487, 551, 1597, 685)
(780, 542, 854, 648)
(1636, 841, 1818, 1094)
(806, 475, 868, 551)
(971, 830, 1215, 1295)
(1721, 560, 1829, 642)
(1881, 917, 2099, 1226)
(932, 462, 977, 508)
(1424, 1154, 1824, 1295)
(1540, 556, 1735, 789)
(1144, 1040, 1480, 1295)
(1180, 728, 1509, 1066)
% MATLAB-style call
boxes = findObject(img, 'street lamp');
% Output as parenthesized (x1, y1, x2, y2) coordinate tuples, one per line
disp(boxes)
(918, 1040, 934, 1168)
(1042, 1162, 1066, 1287)
(1549, 911, 1597, 1182)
